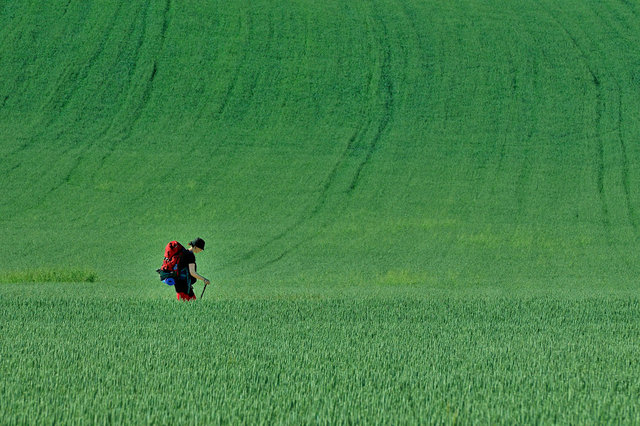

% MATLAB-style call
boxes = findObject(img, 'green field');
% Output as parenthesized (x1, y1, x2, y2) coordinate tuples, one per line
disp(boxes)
(2, 0, 640, 423)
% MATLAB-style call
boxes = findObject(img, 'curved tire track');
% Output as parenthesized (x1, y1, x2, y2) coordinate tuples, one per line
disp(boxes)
(3, 3, 124, 164)
(61, 1, 151, 192)
(216, 13, 253, 117)
(596, 7, 639, 235)
(93, 0, 171, 177)
(547, 12, 610, 231)
(616, 91, 637, 232)
(228, 2, 396, 274)
(547, 4, 640, 274)
(348, 7, 394, 193)
(42, 3, 125, 120)
(554, 6, 640, 238)
(6, 3, 127, 207)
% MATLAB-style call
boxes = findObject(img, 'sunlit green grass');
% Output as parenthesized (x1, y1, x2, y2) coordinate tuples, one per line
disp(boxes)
(2, 290, 640, 423)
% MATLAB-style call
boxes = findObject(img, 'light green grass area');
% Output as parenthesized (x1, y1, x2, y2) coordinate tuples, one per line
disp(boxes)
(2, 0, 640, 422)
(2, 288, 640, 424)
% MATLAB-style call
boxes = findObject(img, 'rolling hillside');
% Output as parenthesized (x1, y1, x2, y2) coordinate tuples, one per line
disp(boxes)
(1, 0, 640, 290)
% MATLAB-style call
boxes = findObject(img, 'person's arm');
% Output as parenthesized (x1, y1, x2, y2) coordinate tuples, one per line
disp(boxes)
(189, 263, 210, 285)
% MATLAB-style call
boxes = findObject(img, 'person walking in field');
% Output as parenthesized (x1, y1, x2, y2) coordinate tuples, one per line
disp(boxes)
(174, 238, 211, 301)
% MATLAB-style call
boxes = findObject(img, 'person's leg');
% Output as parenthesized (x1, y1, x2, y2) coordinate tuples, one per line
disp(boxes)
(174, 278, 190, 300)
(187, 287, 196, 301)
(183, 275, 196, 301)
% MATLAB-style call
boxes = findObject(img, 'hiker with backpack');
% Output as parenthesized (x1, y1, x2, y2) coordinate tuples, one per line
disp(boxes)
(158, 238, 210, 301)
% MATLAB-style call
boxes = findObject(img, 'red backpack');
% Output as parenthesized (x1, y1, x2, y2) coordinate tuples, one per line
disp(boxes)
(159, 241, 185, 276)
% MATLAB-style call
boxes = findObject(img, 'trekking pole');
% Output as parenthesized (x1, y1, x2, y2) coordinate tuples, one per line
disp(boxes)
(200, 282, 208, 299)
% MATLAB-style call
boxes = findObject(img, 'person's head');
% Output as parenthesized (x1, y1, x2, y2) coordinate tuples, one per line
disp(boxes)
(189, 237, 205, 253)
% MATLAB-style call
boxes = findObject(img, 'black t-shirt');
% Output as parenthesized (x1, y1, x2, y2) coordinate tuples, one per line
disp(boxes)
(178, 249, 197, 281)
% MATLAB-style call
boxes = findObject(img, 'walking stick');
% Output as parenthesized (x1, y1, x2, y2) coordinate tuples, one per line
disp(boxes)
(200, 282, 208, 299)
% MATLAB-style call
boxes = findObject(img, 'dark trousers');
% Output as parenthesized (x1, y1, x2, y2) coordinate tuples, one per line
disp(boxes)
(174, 269, 195, 300)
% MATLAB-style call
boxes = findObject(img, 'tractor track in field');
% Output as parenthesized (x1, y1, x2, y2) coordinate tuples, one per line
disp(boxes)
(0, 4, 36, 119)
(616, 88, 637, 233)
(547, 13, 610, 232)
(94, 0, 171, 177)
(243, 12, 272, 122)
(212, 10, 299, 271)
(100, 5, 151, 133)
(571, 6, 639, 238)
(46, 0, 172, 199)
(513, 29, 540, 218)
(3, 2, 124, 166)
(593, 7, 639, 235)
(206, 8, 265, 129)
(62, 0, 73, 17)
(224, 3, 396, 274)
(231, 125, 371, 271)
(112, 0, 159, 141)
(216, 13, 253, 118)
(312, 122, 367, 215)
(547, 3, 640, 269)
(217, 8, 267, 126)
(42, 3, 124, 122)
(4, 2, 126, 205)
(62, 1, 152, 194)
(219, 19, 319, 270)
(496, 6, 540, 215)
(314, 1, 394, 203)
(159, 0, 171, 42)
(315, 2, 394, 203)
(348, 5, 394, 194)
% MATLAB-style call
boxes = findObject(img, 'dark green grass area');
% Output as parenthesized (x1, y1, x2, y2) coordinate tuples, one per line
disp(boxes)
(2, 290, 640, 423)
(1, 268, 98, 283)
(1, 0, 640, 288)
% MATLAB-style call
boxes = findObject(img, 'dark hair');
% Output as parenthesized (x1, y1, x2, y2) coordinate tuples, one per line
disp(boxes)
(189, 237, 205, 250)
